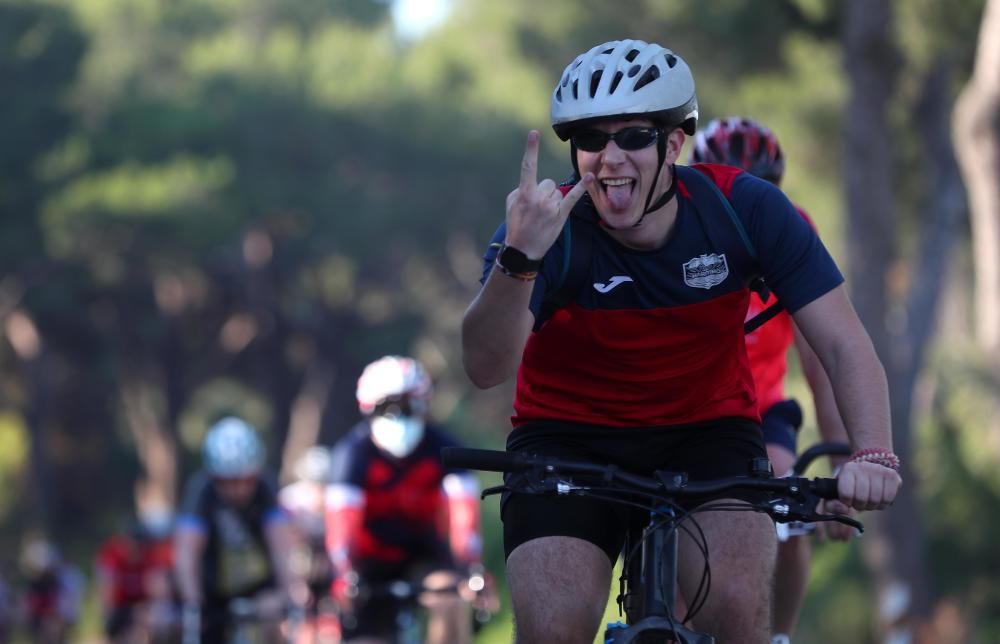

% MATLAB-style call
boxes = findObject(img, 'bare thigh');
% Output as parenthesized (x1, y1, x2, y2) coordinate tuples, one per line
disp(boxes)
(676, 502, 777, 643)
(506, 536, 612, 644)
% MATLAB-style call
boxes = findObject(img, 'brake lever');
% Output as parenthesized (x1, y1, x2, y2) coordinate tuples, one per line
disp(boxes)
(814, 512, 864, 534)
(481, 485, 507, 499)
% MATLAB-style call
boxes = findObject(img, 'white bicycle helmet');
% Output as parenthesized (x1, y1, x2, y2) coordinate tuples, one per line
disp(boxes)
(551, 39, 699, 140)
(202, 417, 264, 478)
(356, 355, 433, 416)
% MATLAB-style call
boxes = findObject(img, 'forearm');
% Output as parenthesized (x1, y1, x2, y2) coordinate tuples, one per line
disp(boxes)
(173, 530, 204, 605)
(793, 287, 892, 452)
(265, 521, 298, 596)
(461, 271, 535, 388)
(794, 326, 850, 448)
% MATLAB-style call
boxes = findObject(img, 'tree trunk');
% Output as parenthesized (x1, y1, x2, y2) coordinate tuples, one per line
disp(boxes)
(122, 380, 178, 513)
(279, 362, 333, 484)
(953, 0, 1000, 355)
(4, 310, 52, 533)
(843, 1, 962, 641)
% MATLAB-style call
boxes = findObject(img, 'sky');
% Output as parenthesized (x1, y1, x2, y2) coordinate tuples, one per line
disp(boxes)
(391, 0, 453, 40)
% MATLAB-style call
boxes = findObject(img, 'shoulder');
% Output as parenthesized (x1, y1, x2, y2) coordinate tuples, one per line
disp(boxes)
(180, 471, 214, 509)
(679, 162, 744, 195)
(794, 204, 818, 231)
(329, 422, 374, 478)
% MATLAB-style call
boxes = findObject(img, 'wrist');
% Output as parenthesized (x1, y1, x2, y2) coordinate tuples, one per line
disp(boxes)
(496, 244, 542, 273)
(849, 447, 900, 471)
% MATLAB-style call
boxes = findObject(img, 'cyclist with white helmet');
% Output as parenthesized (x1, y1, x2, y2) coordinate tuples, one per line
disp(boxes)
(691, 116, 856, 644)
(325, 355, 492, 644)
(174, 416, 302, 643)
(462, 39, 900, 642)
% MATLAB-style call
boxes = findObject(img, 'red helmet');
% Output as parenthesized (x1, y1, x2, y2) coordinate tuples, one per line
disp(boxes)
(689, 117, 785, 184)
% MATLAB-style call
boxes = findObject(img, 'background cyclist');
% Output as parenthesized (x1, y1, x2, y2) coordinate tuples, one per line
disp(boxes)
(462, 38, 901, 643)
(690, 115, 857, 644)
(325, 355, 492, 644)
(279, 445, 337, 641)
(174, 416, 304, 643)
(95, 516, 175, 643)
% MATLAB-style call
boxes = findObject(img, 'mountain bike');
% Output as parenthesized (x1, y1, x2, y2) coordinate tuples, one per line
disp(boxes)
(181, 595, 301, 644)
(337, 570, 494, 644)
(441, 447, 863, 644)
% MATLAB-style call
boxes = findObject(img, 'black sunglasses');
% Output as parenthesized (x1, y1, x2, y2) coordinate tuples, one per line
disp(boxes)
(372, 396, 424, 419)
(571, 126, 660, 152)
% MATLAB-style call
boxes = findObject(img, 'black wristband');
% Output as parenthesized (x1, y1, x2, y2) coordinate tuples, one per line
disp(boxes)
(496, 245, 542, 273)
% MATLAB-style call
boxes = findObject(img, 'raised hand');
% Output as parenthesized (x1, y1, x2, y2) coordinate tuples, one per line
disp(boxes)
(504, 130, 593, 258)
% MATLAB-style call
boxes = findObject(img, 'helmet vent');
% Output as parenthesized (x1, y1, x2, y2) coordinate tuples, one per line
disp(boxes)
(555, 87, 562, 101)
(589, 70, 603, 98)
(572, 79, 579, 99)
(609, 71, 624, 94)
(625, 48, 640, 62)
(633, 65, 660, 91)
(627, 63, 641, 78)
(602, 47, 615, 55)
(666, 54, 677, 68)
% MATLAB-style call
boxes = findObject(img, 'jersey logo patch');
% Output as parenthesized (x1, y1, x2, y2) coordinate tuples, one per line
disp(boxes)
(593, 275, 634, 293)
(683, 254, 729, 289)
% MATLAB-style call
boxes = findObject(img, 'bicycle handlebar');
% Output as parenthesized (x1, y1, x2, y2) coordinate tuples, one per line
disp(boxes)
(792, 441, 852, 476)
(442, 447, 840, 500)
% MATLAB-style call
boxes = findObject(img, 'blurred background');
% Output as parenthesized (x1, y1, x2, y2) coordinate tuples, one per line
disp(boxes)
(2, 0, 999, 641)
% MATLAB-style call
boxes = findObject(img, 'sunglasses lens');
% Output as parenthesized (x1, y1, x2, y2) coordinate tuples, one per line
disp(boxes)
(617, 127, 658, 150)
(572, 127, 658, 152)
(572, 130, 609, 152)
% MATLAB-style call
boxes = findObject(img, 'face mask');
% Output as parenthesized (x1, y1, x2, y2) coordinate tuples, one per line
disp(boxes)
(370, 415, 425, 458)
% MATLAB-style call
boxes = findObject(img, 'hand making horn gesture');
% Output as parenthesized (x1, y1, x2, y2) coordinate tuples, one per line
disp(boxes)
(504, 130, 594, 259)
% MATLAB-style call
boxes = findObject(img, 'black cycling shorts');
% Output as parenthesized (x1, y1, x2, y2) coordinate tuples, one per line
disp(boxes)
(760, 398, 803, 455)
(500, 418, 767, 564)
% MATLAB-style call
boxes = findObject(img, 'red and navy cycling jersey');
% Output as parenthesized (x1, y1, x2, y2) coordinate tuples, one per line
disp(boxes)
(744, 206, 818, 414)
(479, 164, 844, 428)
(327, 422, 466, 566)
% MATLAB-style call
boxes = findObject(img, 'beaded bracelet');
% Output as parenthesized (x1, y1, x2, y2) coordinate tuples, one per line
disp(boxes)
(494, 259, 537, 282)
(849, 447, 900, 471)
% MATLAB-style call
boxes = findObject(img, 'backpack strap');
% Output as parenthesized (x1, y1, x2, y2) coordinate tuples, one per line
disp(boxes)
(676, 165, 784, 333)
(534, 206, 596, 331)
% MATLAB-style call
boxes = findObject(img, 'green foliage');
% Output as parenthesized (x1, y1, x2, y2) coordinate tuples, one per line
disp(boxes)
(0, 0, 996, 639)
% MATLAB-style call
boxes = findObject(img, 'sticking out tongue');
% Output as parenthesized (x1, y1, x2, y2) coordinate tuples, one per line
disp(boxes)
(605, 182, 634, 211)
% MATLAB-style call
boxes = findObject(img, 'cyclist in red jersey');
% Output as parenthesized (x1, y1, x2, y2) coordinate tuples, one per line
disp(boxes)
(96, 518, 175, 643)
(690, 116, 857, 644)
(325, 355, 493, 644)
(462, 39, 901, 643)
(18, 539, 84, 644)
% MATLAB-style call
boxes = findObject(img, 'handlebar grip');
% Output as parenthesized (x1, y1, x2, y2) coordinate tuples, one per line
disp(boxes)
(810, 477, 840, 499)
(441, 447, 526, 473)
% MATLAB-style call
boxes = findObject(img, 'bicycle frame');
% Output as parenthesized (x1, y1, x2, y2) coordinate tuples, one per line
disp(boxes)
(607, 505, 713, 644)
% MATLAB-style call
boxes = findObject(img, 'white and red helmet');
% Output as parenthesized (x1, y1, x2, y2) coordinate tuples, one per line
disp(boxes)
(689, 116, 785, 184)
(356, 355, 433, 416)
